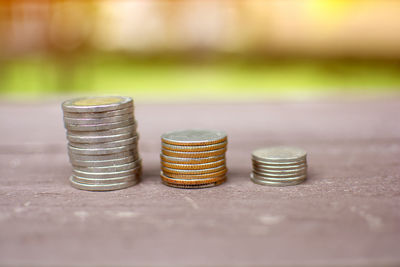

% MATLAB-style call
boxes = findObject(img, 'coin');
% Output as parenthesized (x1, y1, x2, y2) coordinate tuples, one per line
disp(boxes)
(252, 146, 307, 163)
(253, 170, 306, 179)
(65, 118, 135, 131)
(162, 147, 226, 158)
(63, 107, 134, 119)
(73, 159, 141, 172)
(162, 141, 227, 152)
(68, 151, 138, 161)
(162, 164, 225, 175)
(250, 174, 306, 186)
(64, 113, 133, 125)
(72, 173, 141, 184)
(67, 124, 137, 136)
(69, 150, 137, 160)
(253, 161, 307, 169)
(161, 158, 226, 170)
(62, 96, 133, 113)
(161, 168, 227, 179)
(72, 174, 140, 185)
(67, 132, 136, 144)
(251, 173, 307, 182)
(160, 154, 225, 164)
(70, 156, 137, 167)
(161, 129, 227, 146)
(69, 176, 139, 191)
(68, 143, 137, 155)
(69, 136, 137, 149)
(160, 172, 226, 185)
(252, 165, 307, 174)
(162, 178, 226, 189)
(73, 166, 141, 179)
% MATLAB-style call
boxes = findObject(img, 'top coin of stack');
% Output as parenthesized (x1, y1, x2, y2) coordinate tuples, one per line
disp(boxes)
(250, 146, 307, 186)
(160, 129, 228, 188)
(62, 96, 141, 191)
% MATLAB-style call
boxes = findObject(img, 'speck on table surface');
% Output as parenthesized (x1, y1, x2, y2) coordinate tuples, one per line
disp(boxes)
(0, 99, 399, 267)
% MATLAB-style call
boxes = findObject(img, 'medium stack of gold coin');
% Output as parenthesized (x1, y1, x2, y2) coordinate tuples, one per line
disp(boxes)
(62, 96, 141, 191)
(160, 129, 228, 188)
(251, 146, 307, 186)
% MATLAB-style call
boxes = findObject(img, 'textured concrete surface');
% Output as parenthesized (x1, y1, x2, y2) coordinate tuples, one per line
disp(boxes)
(0, 99, 399, 267)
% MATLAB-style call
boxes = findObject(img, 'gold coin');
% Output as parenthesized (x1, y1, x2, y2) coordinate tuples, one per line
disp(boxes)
(162, 177, 226, 189)
(160, 154, 225, 164)
(73, 97, 124, 106)
(161, 158, 225, 170)
(161, 148, 226, 158)
(161, 165, 225, 175)
(62, 96, 132, 113)
(161, 169, 227, 179)
(162, 141, 227, 152)
(160, 172, 226, 185)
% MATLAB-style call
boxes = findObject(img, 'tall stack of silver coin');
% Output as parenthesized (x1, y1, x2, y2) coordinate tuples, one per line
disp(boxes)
(251, 146, 307, 186)
(160, 129, 228, 188)
(62, 96, 141, 191)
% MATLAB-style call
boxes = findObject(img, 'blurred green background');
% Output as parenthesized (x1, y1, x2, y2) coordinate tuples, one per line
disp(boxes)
(1, 0, 399, 101)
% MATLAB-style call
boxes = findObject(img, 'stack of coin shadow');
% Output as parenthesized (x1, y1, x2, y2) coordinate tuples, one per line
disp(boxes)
(62, 96, 141, 191)
(160, 129, 228, 189)
(251, 146, 307, 186)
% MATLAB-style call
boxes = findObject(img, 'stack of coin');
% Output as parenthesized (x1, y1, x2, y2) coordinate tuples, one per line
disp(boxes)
(160, 129, 228, 188)
(62, 96, 141, 191)
(251, 146, 307, 186)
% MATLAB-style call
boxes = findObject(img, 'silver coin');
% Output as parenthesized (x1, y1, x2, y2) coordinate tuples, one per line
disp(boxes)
(252, 165, 307, 173)
(161, 164, 226, 175)
(67, 124, 137, 137)
(68, 143, 137, 155)
(252, 169, 307, 178)
(252, 146, 307, 162)
(67, 132, 136, 144)
(160, 154, 225, 164)
(69, 176, 139, 191)
(251, 173, 307, 182)
(252, 158, 307, 166)
(162, 141, 227, 152)
(250, 173, 306, 186)
(69, 136, 138, 149)
(252, 161, 307, 169)
(161, 147, 227, 158)
(62, 96, 133, 113)
(70, 156, 138, 167)
(72, 174, 140, 185)
(161, 129, 227, 146)
(64, 114, 133, 125)
(69, 151, 137, 161)
(63, 107, 134, 119)
(73, 159, 142, 172)
(73, 166, 141, 179)
(65, 118, 135, 131)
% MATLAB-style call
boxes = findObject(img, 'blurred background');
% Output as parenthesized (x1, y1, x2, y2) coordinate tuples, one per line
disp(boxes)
(0, 0, 400, 101)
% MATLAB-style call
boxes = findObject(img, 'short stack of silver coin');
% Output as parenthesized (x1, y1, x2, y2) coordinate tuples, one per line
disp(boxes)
(160, 129, 228, 189)
(251, 146, 307, 186)
(62, 96, 141, 191)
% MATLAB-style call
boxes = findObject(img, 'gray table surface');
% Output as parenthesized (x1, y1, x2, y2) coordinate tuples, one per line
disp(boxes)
(0, 99, 399, 267)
